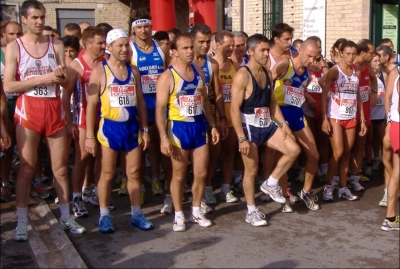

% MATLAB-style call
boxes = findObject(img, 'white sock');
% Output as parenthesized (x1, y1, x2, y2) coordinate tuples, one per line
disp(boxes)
(174, 211, 184, 218)
(59, 203, 70, 220)
(72, 192, 81, 200)
(320, 164, 328, 174)
(267, 175, 279, 186)
(247, 204, 257, 213)
(221, 184, 230, 193)
(100, 207, 110, 216)
(192, 206, 201, 215)
(16, 207, 28, 224)
(131, 206, 141, 215)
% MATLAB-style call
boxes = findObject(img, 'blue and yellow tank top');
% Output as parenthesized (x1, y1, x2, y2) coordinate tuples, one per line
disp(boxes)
(274, 59, 309, 107)
(192, 55, 215, 107)
(167, 65, 206, 123)
(100, 61, 138, 122)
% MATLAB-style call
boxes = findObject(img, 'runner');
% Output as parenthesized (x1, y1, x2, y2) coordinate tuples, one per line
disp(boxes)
(231, 34, 300, 225)
(191, 24, 228, 206)
(230, 31, 249, 66)
(380, 38, 400, 66)
(321, 40, 367, 201)
(0, 83, 11, 151)
(349, 39, 378, 185)
(155, 33, 220, 232)
(85, 29, 153, 233)
(381, 64, 400, 231)
(213, 30, 242, 201)
(63, 26, 106, 218)
(376, 45, 397, 74)
(4, 0, 86, 241)
(271, 39, 320, 210)
(130, 9, 170, 198)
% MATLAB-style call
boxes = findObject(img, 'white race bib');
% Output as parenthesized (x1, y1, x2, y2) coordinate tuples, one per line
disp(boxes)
(141, 74, 160, 94)
(179, 95, 203, 117)
(253, 107, 271, 127)
(306, 82, 322, 93)
(376, 84, 385, 106)
(284, 86, 305, 107)
(25, 75, 56, 98)
(221, 84, 232, 103)
(109, 84, 136, 108)
(339, 93, 357, 116)
(360, 86, 369, 102)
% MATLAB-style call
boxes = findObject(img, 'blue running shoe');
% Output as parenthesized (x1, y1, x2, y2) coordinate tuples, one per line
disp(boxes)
(130, 212, 154, 231)
(99, 215, 114, 234)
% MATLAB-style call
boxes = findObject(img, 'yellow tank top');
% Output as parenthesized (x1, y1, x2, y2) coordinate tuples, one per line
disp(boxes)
(218, 60, 236, 127)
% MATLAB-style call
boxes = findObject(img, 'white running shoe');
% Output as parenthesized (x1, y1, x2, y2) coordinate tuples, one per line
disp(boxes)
(190, 212, 212, 227)
(245, 209, 268, 226)
(173, 215, 186, 232)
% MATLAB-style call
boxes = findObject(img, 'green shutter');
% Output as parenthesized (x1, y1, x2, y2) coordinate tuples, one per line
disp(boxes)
(262, 0, 283, 38)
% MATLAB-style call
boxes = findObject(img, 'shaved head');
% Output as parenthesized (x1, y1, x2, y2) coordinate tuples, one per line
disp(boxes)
(301, 39, 319, 51)
(3, 21, 23, 44)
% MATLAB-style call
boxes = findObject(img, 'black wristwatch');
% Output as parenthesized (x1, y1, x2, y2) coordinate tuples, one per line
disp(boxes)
(142, 128, 150, 133)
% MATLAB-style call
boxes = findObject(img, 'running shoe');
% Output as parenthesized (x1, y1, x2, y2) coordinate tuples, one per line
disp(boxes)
(364, 166, 372, 177)
(379, 188, 388, 207)
(118, 181, 128, 195)
(82, 187, 93, 203)
(203, 188, 216, 205)
(220, 189, 238, 203)
(323, 184, 335, 201)
(260, 181, 286, 203)
(151, 180, 164, 195)
(88, 193, 99, 206)
(259, 193, 271, 202)
(338, 187, 358, 201)
(161, 195, 173, 214)
(280, 199, 293, 213)
(59, 216, 86, 234)
(190, 212, 212, 227)
(173, 215, 186, 232)
(130, 212, 154, 230)
(245, 209, 268, 226)
(298, 189, 319, 210)
(13, 221, 28, 241)
(0, 184, 12, 202)
(372, 159, 380, 171)
(348, 176, 365, 192)
(381, 216, 400, 231)
(72, 196, 89, 218)
(31, 182, 51, 199)
(99, 215, 114, 234)
(200, 199, 213, 214)
(287, 189, 299, 204)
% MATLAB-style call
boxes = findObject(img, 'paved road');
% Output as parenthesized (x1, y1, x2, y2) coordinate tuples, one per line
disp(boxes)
(47, 168, 399, 268)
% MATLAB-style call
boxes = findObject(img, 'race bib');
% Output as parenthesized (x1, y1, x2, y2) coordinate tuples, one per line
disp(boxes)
(376, 84, 385, 106)
(306, 82, 322, 93)
(109, 84, 136, 108)
(25, 75, 56, 98)
(253, 107, 271, 128)
(221, 84, 232, 103)
(141, 74, 160, 94)
(339, 93, 357, 116)
(360, 86, 369, 103)
(284, 86, 305, 107)
(179, 94, 203, 117)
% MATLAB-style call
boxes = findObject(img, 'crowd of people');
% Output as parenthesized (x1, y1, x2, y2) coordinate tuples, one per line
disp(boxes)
(0, 0, 399, 242)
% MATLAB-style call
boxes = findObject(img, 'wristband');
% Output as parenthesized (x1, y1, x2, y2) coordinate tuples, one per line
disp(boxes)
(371, 89, 378, 93)
(160, 135, 168, 140)
(142, 128, 150, 133)
(360, 119, 367, 123)
(211, 125, 219, 129)
(86, 136, 95, 139)
(238, 136, 247, 143)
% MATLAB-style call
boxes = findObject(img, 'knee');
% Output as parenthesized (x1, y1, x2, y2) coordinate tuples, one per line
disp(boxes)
(288, 144, 301, 160)
(308, 147, 319, 163)
(126, 167, 140, 180)
(332, 148, 344, 160)
(100, 169, 116, 182)
(18, 162, 35, 178)
(53, 166, 68, 178)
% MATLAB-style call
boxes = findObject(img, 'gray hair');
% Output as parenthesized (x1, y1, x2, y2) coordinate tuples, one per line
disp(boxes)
(232, 31, 247, 40)
(376, 45, 393, 58)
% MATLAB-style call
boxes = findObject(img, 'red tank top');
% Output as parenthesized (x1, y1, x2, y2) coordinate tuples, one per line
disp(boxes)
(359, 65, 371, 120)
(73, 54, 92, 108)
(306, 67, 324, 102)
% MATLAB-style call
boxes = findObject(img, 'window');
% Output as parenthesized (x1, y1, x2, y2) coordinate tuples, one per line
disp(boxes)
(57, 9, 95, 37)
(1, 3, 20, 23)
(262, 0, 283, 38)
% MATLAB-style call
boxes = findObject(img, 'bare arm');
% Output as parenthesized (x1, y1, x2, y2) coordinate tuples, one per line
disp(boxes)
(385, 68, 398, 118)
(0, 83, 11, 150)
(319, 67, 338, 134)
(270, 60, 288, 81)
(230, 69, 248, 138)
(53, 39, 69, 89)
(369, 66, 378, 107)
(62, 62, 80, 138)
(211, 59, 228, 140)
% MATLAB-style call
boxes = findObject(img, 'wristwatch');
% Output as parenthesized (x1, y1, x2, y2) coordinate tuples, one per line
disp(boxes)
(277, 121, 289, 128)
(238, 136, 247, 143)
(142, 128, 150, 133)
(371, 89, 378, 93)
(360, 119, 367, 123)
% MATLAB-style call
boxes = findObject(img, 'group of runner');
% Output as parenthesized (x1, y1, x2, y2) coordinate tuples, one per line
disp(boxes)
(0, 0, 399, 241)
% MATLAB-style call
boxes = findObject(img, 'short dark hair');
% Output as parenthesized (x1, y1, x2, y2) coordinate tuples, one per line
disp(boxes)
(376, 45, 393, 58)
(52, 28, 60, 36)
(96, 23, 113, 35)
(21, 0, 45, 18)
(130, 8, 152, 22)
(357, 39, 374, 55)
(43, 25, 52, 31)
(64, 23, 81, 34)
(380, 38, 393, 45)
(61, 35, 80, 52)
(152, 31, 169, 42)
(246, 34, 269, 51)
(190, 24, 211, 39)
(168, 28, 182, 36)
(333, 38, 347, 51)
(215, 30, 234, 44)
(340, 40, 358, 53)
(293, 39, 304, 47)
(170, 33, 192, 51)
(271, 23, 294, 40)
(81, 26, 105, 49)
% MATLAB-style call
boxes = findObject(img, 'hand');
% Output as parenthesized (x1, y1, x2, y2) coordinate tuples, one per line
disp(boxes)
(141, 132, 150, 151)
(211, 127, 220, 145)
(160, 137, 172, 156)
(67, 123, 79, 140)
(359, 122, 367, 136)
(238, 140, 250, 156)
(0, 126, 11, 151)
(53, 65, 67, 79)
(85, 138, 97, 157)
(219, 121, 229, 140)
(370, 92, 377, 107)
(40, 72, 64, 85)
(322, 118, 331, 135)
(281, 124, 294, 140)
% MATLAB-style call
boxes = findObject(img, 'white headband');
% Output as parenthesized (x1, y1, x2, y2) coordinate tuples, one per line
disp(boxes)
(106, 29, 128, 44)
(131, 19, 152, 28)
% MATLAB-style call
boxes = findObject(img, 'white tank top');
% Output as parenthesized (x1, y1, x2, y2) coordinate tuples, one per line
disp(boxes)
(390, 75, 399, 122)
(16, 37, 60, 98)
(370, 72, 386, 120)
(269, 50, 293, 70)
(327, 65, 359, 120)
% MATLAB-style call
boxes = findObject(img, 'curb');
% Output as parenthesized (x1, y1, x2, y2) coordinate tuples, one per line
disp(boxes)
(27, 199, 87, 268)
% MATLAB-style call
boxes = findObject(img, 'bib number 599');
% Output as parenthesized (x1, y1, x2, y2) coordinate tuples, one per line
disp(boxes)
(34, 86, 48, 96)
